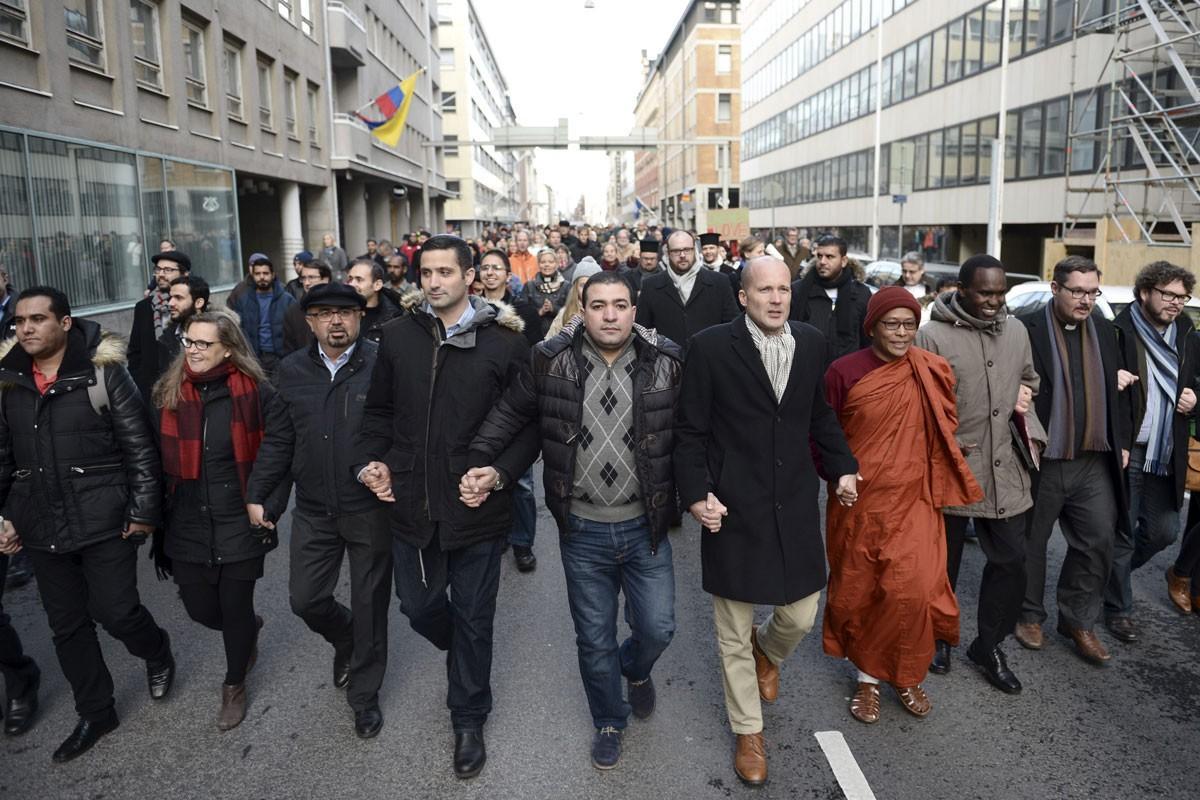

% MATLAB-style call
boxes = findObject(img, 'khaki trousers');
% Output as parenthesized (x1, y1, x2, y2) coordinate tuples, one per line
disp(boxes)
(711, 591, 820, 735)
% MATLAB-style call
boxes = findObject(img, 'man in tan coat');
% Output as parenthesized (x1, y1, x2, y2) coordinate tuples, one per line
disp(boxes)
(915, 254, 1045, 695)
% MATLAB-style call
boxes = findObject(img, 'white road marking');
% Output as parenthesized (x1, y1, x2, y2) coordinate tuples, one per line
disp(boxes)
(815, 730, 878, 800)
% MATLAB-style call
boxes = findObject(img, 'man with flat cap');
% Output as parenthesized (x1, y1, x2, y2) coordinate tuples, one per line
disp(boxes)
(622, 239, 665, 298)
(129, 249, 191, 403)
(246, 282, 392, 739)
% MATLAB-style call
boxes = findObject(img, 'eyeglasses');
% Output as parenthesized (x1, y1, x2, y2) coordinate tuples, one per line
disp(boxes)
(1058, 286, 1103, 300)
(1152, 286, 1192, 305)
(667, 248, 693, 257)
(879, 319, 919, 332)
(153, 266, 181, 274)
(479, 263, 508, 273)
(181, 336, 217, 351)
(306, 308, 360, 322)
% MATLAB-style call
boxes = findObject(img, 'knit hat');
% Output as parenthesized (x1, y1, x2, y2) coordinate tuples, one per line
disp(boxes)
(294, 250, 315, 265)
(863, 286, 923, 336)
(571, 256, 603, 282)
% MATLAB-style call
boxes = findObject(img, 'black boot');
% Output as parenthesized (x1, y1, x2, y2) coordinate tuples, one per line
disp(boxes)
(512, 545, 537, 573)
(146, 631, 175, 701)
(967, 640, 1022, 694)
(929, 639, 951, 674)
(52, 710, 119, 763)
(453, 729, 487, 779)
(333, 644, 352, 689)
(4, 667, 40, 736)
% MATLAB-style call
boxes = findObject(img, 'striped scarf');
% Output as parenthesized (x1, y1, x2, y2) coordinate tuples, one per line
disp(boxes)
(1044, 304, 1109, 460)
(745, 315, 795, 402)
(1130, 302, 1179, 475)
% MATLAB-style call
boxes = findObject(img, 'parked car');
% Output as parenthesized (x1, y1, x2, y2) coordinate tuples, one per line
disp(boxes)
(867, 260, 1039, 291)
(1006, 281, 1118, 319)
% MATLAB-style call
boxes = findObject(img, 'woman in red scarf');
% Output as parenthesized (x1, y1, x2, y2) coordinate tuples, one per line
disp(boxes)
(599, 241, 623, 272)
(152, 310, 288, 731)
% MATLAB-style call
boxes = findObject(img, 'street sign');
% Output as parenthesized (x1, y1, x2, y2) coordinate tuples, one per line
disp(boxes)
(892, 194, 907, 204)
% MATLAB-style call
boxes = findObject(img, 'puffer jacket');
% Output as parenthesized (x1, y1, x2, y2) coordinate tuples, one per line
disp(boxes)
(0, 319, 161, 553)
(469, 317, 683, 549)
(915, 292, 1047, 519)
(229, 278, 297, 357)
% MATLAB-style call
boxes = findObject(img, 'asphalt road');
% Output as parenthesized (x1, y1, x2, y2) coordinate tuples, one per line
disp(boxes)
(2, 479, 1198, 800)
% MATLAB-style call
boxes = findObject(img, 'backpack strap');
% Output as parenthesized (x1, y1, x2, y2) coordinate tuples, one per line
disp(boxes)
(88, 364, 110, 417)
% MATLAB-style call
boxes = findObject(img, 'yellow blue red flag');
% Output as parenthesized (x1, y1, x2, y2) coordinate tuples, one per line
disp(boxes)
(355, 70, 423, 148)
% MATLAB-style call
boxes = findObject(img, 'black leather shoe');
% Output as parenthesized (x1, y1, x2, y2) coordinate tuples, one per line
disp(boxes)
(146, 633, 175, 701)
(453, 729, 487, 779)
(5, 552, 33, 590)
(929, 639, 951, 674)
(628, 676, 656, 719)
(354, 706, 383, 739)
(591, 726, 623, 770)
(1106, 616, 1138, 643)
(967, 640, 1022, 694)
(4, 669, 40, 736)
(333, 646, 352, 689)
(52, 711, 119, 763)
(512, 545, 537, 573)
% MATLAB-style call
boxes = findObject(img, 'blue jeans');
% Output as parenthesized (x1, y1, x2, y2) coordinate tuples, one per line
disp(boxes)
(560, 514, 676, 730)
(508, 467, 537, 549)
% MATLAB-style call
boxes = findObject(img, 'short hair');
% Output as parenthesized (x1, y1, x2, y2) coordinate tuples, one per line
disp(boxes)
(958, 254, 1004, 289)
(739, 234, 763, 253)
(581, 270, 634, 305)
(420, 235, 474, 275)
(17, 286, 71, 319)
(901, 251, 924, 267)
(301, 260, 333, 281)
(935, 277, 960, 292)
(553, 243, 571, 256)
(1134, 260, 1195, 299)
(170, 274, 210, 306)
(667, 229, 695, 249)
(1052, 255, 1102, 285)
(481, 248, 511, 271)
(250, 257, 275, 273)
(814, 234, 848, 256)
(159, 238, 175, 249)
(785, 227, 799, 235)
(350, 258, 385, 283)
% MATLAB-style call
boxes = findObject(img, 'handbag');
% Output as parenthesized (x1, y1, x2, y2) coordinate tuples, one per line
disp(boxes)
(1186, 435, 1200, 491)
(1010, 412, 1040, 473)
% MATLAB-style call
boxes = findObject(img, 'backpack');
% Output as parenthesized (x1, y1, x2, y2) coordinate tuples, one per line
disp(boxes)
(0, 364, 110, 419)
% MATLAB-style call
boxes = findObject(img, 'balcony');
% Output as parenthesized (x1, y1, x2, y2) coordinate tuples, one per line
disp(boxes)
(333, 114, 372, 164)
(328, 1, 366, 69)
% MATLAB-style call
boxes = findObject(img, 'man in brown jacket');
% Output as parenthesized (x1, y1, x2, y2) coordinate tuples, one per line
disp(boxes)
(915, 254, 1045, 695)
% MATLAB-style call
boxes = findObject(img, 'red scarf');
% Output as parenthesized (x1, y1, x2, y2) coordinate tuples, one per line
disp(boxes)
(159, 361, 264, 494)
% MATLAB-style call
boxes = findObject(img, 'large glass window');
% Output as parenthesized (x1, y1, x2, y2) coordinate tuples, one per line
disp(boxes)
(183, 21, 207, 106)
(1006, 110, 1019, 179)
(1050, 0, 1072, 43)
(1071, 90, 1100, 172)
(947, 17, 965, 82)
(224, 43, 243, 120)
(284, 74, 298, 137)
(928, 129, 944, 187)
(1026, 0, 1049, 51)
(163, 159, 238, 286)
(960, 121, 979, 184)
(913, 133, 929, 191)
(965, 9, 984, 76)
(931, 26, 947, 88)
(979, 116, 998, 181)
(1043, 97, 1067, 175)
(902, 41, 918, 100)
(917, 35, 932, 95)
(0, 0, 29, 45)
(943, 125, 961, 186)
(257, 59, 273, 129)
(1019, 105, 1043, 177)
(1008, 0, 1026, 56)
(0, 131, 36, 290)
(65, 0, 106, 68)
(983, 1, 1003, 69)
(890, 48, 905, 104)
(130, 0, 161, 89)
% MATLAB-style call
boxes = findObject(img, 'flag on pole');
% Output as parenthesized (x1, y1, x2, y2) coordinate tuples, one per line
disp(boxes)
(634, 196, 651, 219)
(354, 69, 423, 148)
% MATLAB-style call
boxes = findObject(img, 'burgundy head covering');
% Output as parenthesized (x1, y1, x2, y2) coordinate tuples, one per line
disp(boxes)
(863, 285, 923, 336)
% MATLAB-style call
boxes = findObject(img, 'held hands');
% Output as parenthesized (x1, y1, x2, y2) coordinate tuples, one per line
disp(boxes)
(1122, 449, 1130, 470)
(689, 492, 728, 532)
(459, 467, 500, 507)
(1015, 384, 1033, 415)
(540, 299, 554, 316)
(835, 473, 863, 507)
(123, 521, 154, 540)
(0, 519, 20, 555)
(1116, 369, 1139, 392)
(246, 503, 275, 530)
(1178, 387, 1197, 415)
(360, 461, 395, 503)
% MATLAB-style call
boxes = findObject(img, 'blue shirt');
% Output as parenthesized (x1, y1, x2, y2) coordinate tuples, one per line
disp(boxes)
(256, 292, 275, 353)
(319, 341, 356, 381)
(423, 301, 476, 339)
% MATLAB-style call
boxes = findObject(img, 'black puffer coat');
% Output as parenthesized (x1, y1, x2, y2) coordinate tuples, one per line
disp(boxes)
(158, 376, 290, 567)
(0, 319, 161, 553)
(470, 318, 683, 549)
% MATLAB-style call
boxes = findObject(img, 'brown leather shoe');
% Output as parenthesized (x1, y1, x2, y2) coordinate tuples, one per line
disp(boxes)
(217, 683, 247, 731)
(1056, 624, 1111, 666)
(1013, 622, 1043, 650)
(750, 626, 779, 704)
(734, 732, 767, 786)
(1167, 566, 1192, 614)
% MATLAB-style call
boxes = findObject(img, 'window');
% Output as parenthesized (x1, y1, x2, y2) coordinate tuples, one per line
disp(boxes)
(928, 129, 944, 187)
(964, 8, 984, 76)
(1043, 97, 1067, 175)
(439, 47, 455, 68)
(913, 133, 929, 191)
(445, 179, 460, 194)
(130, 0, 161, 89)
(1019, 105, 1043, 177)
(277, 0, 292, 23)
(257, 59, 273, 129)
(444, 134, 459, 156)
(1050, 0, 1072, 43)
(717, 93, 732, 122)
(1026, 0, 1049, 51)
(916, 34, 931, 95)
(441, 90, 456, 112)
(224, 42, 243, 120)
(437, 2, 453, 23)
(931, 26, 947, 89)
(284, 73, 298, 137)
(1005, 110, 1019, 179)
(902, 42, 918, 100)
(946, 17, 964, 82)
(65, 0, 106, 68)
(1072, 91, 1100, 172)
(717, 44, 732, 74)
(299, 0, 312, 36)
(1008, 0, 1026, 56)
(978, 116, 998, 181)
(943, 125, 960, 186)
(0, 0, 28, 44)
(182, 21, 207, 107)
(306, 84, 319, 143)
(983, 1, 1003, 69)
(960, 121, 978, 184)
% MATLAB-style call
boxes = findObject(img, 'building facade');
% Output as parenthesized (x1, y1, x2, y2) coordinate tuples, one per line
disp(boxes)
(631, 0, 742, 233)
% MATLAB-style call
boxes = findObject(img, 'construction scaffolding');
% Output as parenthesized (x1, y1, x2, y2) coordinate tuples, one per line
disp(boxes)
(1063, 0, 1200, 248)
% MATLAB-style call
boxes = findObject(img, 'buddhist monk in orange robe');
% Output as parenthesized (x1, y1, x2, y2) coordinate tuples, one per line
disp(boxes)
(823, 287, 982, 724)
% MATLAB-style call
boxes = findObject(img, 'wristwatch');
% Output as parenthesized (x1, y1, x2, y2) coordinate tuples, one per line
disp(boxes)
(492, 471, 506, 492)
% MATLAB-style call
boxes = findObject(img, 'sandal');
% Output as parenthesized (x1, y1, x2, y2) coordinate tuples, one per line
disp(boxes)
(894, 684, 932, 717)
(849, 682, 881, 724)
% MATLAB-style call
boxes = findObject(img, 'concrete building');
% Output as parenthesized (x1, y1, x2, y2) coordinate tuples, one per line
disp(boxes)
(436, 0, 519, 236)
(631, 0, 742, 233)
(328, 0, 449, 255)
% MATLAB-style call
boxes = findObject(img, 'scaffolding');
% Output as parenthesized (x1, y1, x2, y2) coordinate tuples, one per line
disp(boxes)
(1063, 0, 1200, 247)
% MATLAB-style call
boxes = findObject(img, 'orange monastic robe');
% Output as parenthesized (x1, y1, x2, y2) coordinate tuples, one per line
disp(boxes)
(822, 347, 983, 687)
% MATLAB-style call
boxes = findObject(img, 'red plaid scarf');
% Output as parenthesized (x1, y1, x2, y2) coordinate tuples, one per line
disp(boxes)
(159, 361, 264, 494)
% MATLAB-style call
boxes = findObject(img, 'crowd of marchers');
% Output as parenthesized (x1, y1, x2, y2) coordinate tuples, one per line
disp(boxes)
(2, 222, 1199, 789)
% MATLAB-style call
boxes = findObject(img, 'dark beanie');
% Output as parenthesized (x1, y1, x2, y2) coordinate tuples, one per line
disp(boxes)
(863, 286, 923, 336)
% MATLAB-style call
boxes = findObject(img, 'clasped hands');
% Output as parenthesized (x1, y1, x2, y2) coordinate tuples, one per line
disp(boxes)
(689, 473, 863, 533)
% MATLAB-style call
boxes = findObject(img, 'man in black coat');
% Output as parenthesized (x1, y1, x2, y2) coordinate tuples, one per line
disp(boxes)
(354, 236, 538, 779)
(346, 259, 402, 344)
(0, 264, 15, 338)
(247, 283, 392, 740)
(0, 287, 174, 763)
(789, 234, 872, 363)
(1016, 256, 1133, 666)
(634, 230, 738, 353)
(128, 250, 190, 402)
(620, 239, 664, 299)
(1104, 261, 1197, 642)
(156, 275, 209, 373)
(674, 258, 858, 786)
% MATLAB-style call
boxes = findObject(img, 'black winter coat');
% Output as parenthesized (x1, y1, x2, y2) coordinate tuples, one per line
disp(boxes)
(128, 293, 165, 402)
(0, 320, 162, 553)
(619, 266, 662, 300)
(355, 296, 540, 551)
(788, 275, 872, 363)
(470, 319, 683, 549)
(569, 239, 602, 264)
(674, 317, 858, 605)
(159, 377, 289, 567)
(362, 292, 403, 344)
(282, 301, 312, 356)
(156, 322, 182, 379)
(248, 339, 382, 518)
(634, 269, 739, 353)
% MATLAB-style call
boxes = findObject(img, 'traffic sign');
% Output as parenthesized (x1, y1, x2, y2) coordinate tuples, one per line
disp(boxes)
(892, 194, 907, 204)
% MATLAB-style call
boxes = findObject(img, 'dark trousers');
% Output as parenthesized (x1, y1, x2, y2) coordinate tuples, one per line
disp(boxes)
(1106, 444, 1182, 618)
(1022, 453, 1118, 630)
(1174, 493, 1200, 583)
(945, 513, 1028, 652)
(561, 515, 676, 730)
(28, 537, 169, 721)
(0, 554, 40, 699)
(393, 532, 503, 732)
(175, 560, 261, 686)
(290, 508, 393, 711)
(508, 467, 537, 549)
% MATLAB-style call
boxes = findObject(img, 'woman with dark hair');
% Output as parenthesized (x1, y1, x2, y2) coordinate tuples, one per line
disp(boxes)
(523, 249, 570, 339)
(152, 310, 289, 731)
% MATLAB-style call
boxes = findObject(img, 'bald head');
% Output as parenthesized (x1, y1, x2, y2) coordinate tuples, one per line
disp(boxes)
(739, 257, 792, 333)
(740, 256, 790, 291)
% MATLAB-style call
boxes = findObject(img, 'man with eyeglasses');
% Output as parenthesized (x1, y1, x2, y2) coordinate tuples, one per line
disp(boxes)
(246, 282, 393, 739)
(128, 250, 190, 403)
(1105, 261, 1197, 642)
(157, 275, 210, 371)
(634, 230, 738, 355)
(1016, 255, 1132, 666)
(283, 260, 332, 355)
